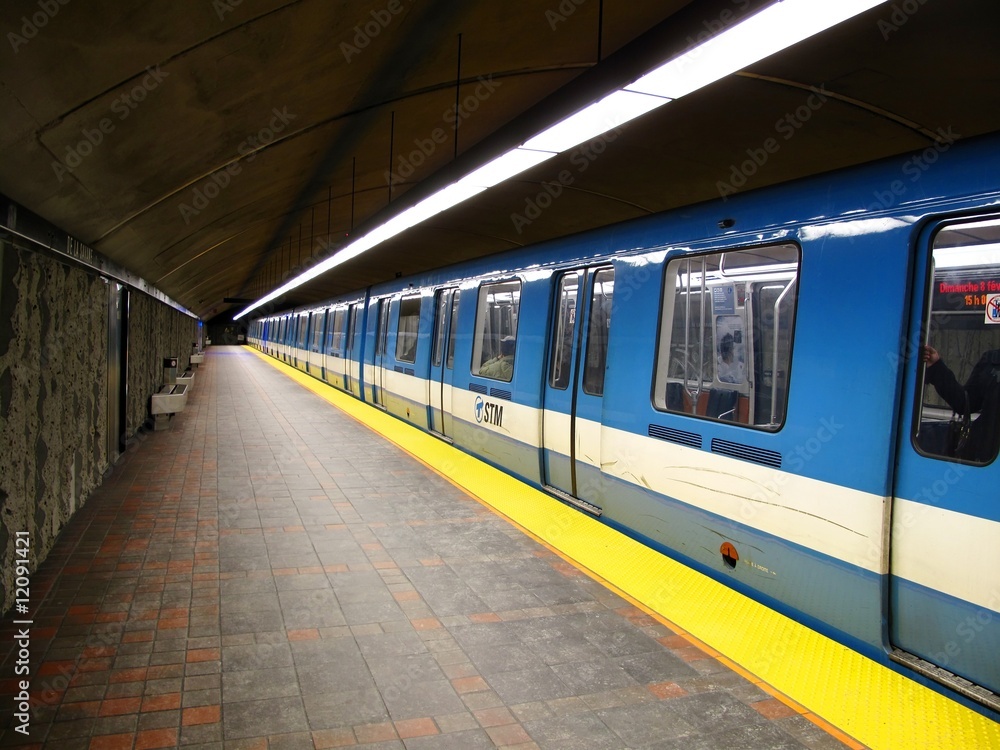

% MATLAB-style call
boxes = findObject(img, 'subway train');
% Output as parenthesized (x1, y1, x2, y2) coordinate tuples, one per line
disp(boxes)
(249, 131, 1000, 716)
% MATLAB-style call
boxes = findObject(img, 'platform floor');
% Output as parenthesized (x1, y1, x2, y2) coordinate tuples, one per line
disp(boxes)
(1, 346, 869, 749)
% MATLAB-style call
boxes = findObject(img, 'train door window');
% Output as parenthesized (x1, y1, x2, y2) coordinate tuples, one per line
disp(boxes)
(549, 272, 581, 389)
(653, 243, 799, 429)
(914, 217, 1000, 464)
(327, 308, 346, 355)
(396, 296, 421, 363)
(583, 268, 614, 396)
(297, 315, 310, 349)
(346, 304, 358, 351)
(432, 293, 448, 367)
(446, 290, 460, 369)
(472, 280, 520, 382)
(310, 311, 325, 353)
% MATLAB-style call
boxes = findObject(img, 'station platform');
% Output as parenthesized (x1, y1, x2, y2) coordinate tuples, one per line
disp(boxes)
(2, 346, 996, 750)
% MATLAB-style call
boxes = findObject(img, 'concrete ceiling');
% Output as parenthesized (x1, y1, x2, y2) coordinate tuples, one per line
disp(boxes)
(2, 0, 999, 321)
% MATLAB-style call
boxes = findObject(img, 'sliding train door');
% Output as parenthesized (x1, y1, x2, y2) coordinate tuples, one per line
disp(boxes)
(541, 267, 613, 514)
(372, 298, 390, 407)
(889, 215, 1000, 706)
(429, 288, 459, 439)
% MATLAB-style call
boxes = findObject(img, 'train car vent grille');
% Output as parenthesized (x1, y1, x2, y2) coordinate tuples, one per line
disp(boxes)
(710, 438, 782, 468)
(393, 365, 404, 373)
(489, 388, 512, 401)
(469, 383, 488, 394)
(647, 424, 702, 449)
(404, 367, 415, 376)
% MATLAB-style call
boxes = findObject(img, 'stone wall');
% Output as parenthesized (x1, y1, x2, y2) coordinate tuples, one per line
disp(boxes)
(0, 240, 198, 614)
(125, 292, 197, 437)
(0, 240, 109, 614)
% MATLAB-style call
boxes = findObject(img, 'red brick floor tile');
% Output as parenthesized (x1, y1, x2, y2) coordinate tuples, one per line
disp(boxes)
(394, 717, 438, 739)
(286, 628, 320, 641)
(182, 704, 220, 725)
(312, 728, 357, 748)
(452, 676, 490, 694)
(89, 733, 134, 750)
(486, 723, 533, 746)
(141, 693, 182, 712)
(473, 706, 516, 727)
(354, 722, 397, 743)
(110, 668, 148, 684)
(752, 697, 799, 720)
(468, 612, 501, 623)
(647, 681, 688, 700)
(185, 648, 220, 662)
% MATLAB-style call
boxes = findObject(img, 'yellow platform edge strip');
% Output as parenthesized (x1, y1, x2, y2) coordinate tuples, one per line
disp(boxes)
(247, 348, 1000, 750)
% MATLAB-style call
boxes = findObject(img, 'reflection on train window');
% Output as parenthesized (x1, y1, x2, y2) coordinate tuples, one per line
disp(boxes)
(583, 268, 614, 396)
(396, 296, 421, 363)
(326, 307, 346, 356)
(296, 315, 309, 349)
(447, 290, 460, 369)
(914, 217, 1000, 464)
(310, 311, 325, 353)
(653, 243, 799, 429)
(473, 280, 520, 382)
(549, 272, 581, 390)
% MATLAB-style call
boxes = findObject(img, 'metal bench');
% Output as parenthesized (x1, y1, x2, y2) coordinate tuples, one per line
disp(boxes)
(151, 383, 188, 429)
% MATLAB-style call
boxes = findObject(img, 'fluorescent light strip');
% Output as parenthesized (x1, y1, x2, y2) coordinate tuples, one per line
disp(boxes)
(236, 0, 888, 320)
(626, 0, 888, 99)
(522, 89, 671, 153)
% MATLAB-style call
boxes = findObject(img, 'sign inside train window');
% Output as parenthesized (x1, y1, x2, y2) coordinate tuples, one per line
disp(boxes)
(986, 293, 1000, 324)
(933, 277, 1000, 312)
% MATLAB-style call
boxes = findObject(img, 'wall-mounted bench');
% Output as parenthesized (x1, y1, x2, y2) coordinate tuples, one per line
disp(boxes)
(190, 352, 205, 366)
(175, 368, 195, 389)
(151, 383, 188, 430)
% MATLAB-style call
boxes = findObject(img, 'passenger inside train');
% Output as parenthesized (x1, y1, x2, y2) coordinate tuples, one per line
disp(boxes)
(922, 344, 1000, 462)
(479, 335, 516, 380)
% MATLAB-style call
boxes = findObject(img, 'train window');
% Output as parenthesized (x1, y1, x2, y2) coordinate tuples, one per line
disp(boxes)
(549, 272, 581, 389)
(327, 307, 347, 357)
(447, 290, 460, 369)
(310, 311, 325, 353)
(472, 280, 520, 382)
(583, 268, 614, 396)
(914, 217, 1000, 464)
(653, 243, 799, 429)
(396, 296, 421, 363)
(347, 304, 359, 352)
(297, 315, 309, 349)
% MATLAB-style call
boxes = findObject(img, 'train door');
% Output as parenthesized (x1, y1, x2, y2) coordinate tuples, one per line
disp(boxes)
(429, 288, 459, 439)
(541, 267, 613, 514)
(372, 298, 390, 407)
(889, 215, 1000, 707)
(346, 303, 362, 396)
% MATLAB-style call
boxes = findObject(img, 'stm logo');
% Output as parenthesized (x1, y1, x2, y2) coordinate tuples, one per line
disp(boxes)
(474, 396, 504, 427)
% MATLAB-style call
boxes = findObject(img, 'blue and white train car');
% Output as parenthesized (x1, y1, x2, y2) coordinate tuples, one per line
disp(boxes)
(249, 132, 1000, 716)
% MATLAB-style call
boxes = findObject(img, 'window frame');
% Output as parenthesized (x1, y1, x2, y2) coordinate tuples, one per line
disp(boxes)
(471, 279, 521, 382)
(651, 242, 800, 431)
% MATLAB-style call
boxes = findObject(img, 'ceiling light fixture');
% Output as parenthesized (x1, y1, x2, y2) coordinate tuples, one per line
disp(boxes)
(235, 0, 888, 319)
